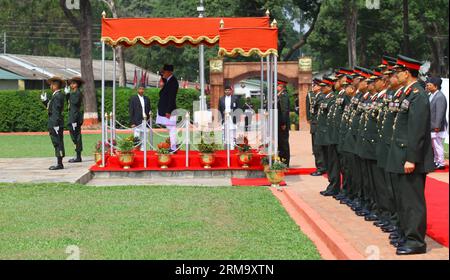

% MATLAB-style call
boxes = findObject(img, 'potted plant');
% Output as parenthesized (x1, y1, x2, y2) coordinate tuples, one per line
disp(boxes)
(260, 156, 270, 172)
(197, 133, 218, 169)
(156, 138, 172, 169)
(265, 160, 288, 191)
(116, 136, 135, 169)
(236, 136, 253, 168)
(94, 140, 112, 166)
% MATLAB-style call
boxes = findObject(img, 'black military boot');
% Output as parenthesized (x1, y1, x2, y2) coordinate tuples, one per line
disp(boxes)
(49, 157, 64, 170)
(69, 152, 82, 163)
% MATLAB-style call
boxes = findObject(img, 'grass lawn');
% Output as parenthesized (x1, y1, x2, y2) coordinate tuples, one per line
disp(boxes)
(0, 134, 168, 158)
(0, 184, 321, 260)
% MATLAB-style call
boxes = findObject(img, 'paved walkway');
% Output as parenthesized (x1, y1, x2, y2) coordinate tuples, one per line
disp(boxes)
(0, 157, 93, 184)
(285, 131, 449, 260)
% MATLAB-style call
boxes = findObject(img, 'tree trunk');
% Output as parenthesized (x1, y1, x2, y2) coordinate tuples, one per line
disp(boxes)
(282, 3, 322, 61)
(102, 0, 127, 87)
(428, 23, 446, 77)
(60, 0, 98, 126)
(346, 0, 358, 68)
(402, 0, 411, 56)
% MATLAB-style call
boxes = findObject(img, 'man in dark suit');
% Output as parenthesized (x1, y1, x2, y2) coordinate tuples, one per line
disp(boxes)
(219, 84, 240, 148)
(156, 64, 179, 152)
(426, 77, 448, 170)
(40, 77, 66, 170)
(129, 85, 151, 143)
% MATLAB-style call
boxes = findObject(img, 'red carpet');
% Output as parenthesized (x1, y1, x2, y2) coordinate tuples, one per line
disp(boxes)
(231, 178, 287, 187)
(285, 168, 318, 176)
(425, 177, 449, 247)
(90, 150, 265, 171)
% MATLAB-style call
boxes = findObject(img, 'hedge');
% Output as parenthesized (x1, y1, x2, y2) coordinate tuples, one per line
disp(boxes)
(0, 87, 297, 132)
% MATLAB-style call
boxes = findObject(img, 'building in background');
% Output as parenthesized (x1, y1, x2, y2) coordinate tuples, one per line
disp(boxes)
(0, 54, 158, 90)
(0, 68, 26, 90)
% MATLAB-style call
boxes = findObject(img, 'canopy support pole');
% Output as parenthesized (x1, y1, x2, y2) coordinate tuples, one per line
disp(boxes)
(101, 41, 106, 167)
(267, 55, 272, 167)
(112, 47, 117, 141)
(143, 117, 147, 168)
(260, 57, 265, 147)
(273, 55, 278, 159)
(198, 0, 206, 111)
(260, 57, 264, 111)
(199, 44, 206, 111)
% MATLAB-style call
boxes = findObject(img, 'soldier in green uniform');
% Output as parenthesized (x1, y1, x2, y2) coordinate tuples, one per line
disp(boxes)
(66, 77, 84, 163)
(317, 77, 341, 196)
(386, 55, 435, 255)
(356, 75, 381, 220)
(350, 68, 373, 216)
(40, 77, 66, 170)
(341, 71, 366, 207)
(332, 70, 353, 200)
(377, 68, 404, 238)
(307, 78, 327, 176)
(277, 81, 291, 167)
(339, 75, 360, 205)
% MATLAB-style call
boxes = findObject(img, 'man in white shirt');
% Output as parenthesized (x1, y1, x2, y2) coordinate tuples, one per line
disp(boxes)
(129, 86, 151, 146)
(426, 77, 448, 170)
(219, 84, 240, 149)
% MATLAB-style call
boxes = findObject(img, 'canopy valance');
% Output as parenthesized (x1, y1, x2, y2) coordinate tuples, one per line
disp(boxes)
(101, 17, 270, 47)
(218, 27, 278, 58)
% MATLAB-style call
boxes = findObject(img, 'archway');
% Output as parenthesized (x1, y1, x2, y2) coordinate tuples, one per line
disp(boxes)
(209, 58, 312, 131)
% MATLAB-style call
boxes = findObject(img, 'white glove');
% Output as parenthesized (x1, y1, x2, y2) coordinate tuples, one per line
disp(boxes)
(64, 86, 70, 95)
(40, 92, 47, 102)
(71, 123, 77, 130)
(54, 127, 59, 134)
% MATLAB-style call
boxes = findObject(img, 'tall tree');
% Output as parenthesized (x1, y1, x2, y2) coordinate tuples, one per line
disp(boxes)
(346, 0, 358, 68)
(60, 0, 98, 125)
(283, 0, 322, 61)
(402, 0, 411, 55)
(414, 0, 449, 76)
(101, 0, 127, 87)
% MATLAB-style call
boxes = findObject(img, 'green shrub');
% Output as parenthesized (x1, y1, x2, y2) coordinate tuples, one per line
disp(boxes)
(0, 87, 202, 132)
(0, 90, 52, 132)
